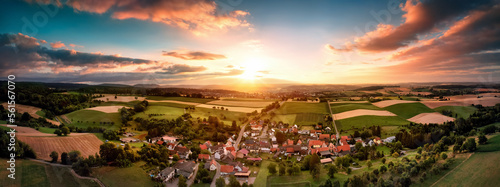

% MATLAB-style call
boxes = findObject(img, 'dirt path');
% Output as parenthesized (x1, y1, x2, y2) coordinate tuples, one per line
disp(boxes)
(327, 101, 340, 139)
(210, 162, 221, 187)
(430, 153, 474, 187)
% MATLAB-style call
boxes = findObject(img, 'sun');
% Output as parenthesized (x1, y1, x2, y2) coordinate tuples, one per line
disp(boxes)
(238, 57, 266, 80)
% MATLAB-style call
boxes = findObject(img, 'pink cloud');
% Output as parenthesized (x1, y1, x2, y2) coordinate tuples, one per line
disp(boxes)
(50, 41, 66, 49)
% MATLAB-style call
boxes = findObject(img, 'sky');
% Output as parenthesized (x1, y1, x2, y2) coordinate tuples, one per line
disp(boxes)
(0, 0, 499, 85)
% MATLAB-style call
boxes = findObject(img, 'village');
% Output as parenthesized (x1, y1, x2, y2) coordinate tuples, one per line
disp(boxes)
(140, 120, 397, 186)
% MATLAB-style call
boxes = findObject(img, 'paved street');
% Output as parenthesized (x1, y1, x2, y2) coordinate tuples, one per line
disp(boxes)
(210, 162, 221, 187)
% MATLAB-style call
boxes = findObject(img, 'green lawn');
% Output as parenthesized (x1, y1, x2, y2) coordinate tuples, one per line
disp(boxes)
(430, 134, 500, 187)
(145, 96, 215, 103)
(434, 106, 477, 119)
(275, 102, 330, 114)
(93, 161, 159, 187)
(336, 115, 409, 132)
(384, 102, 435, 119)
(65, 110, 122, 130)
(330, 103, 383, 114)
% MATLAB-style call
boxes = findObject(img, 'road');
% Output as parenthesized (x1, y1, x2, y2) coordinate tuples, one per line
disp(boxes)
(210, 162, 221, 187)
(327, 101, 340, 139)
(235, 123, 248, 151)
(187, 163, 199, 186)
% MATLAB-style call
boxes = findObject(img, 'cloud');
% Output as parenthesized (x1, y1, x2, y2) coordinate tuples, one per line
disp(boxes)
(328, 0, 494, 53)
(69, 43, 83, 48)
(257, 70, 270, 74)
(50, 41, 66, 48)
(162, 50, 226, 60)
(158, 64, 207, 74)
(61, 0, 251, 35)
(225, 65, 234, 68)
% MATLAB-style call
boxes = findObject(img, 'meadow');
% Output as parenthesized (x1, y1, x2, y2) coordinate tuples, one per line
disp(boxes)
(336, 115, 409, 132)
(384, 102, 435, 119)
(434, 105, 477, 119)
(145, 96, 215, 103)
(275, 102, 329, 115)
(65, 110, 122, 130)
(93, 161, 159, 187)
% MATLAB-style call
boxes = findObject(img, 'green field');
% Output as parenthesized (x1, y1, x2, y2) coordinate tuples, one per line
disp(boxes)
(275, 102, 329, 114)
(98, 101, 141, 107)
(271, 114, 297, 125)
(221, 98, 277, 102)
(38, 127, 56, 134)
(294, 113, 326, 126)
(431, 134, 500, 187)
(336, 115, 409, 131)
(384, 102, 435, 119)
(148, 101, 194, 108)
(35, 110, 46, 118)
(330, 103, 383, 114)
(65, 110, 122, 130)
(0, 159, 99, 187)
(189, 107, 248, 125)
(93, 161, 159, 187)
(145, 96, 215, 103)
(134, 106, 186, 120)
(434, 106, 477, 119)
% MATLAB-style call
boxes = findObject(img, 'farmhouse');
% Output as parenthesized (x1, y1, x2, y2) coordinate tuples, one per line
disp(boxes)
(204, 159, 218, 171)
(220, 165, 235, 175)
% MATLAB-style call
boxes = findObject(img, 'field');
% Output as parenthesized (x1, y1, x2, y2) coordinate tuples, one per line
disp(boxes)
(407, 112, 455, 124)
(146, 96, 214, 103)
(93, 161, 159, 187)
(196, 104, 262, 113)
(384, 102, 435, 119)
(336, 115, 409, 131)
(333, 109, 397, 120)
(275, 102, 329, 114)
(16, 133, 103, 161)
(434, 106, 477, 119)
(421, 94, 500, 109)
(65, 110, 122, 130)
(206, 100, 272, 108)
(431, 134, 500, 186)
(330, 102, 383, 114)
(94, 94, 146, 102)
(134, 105, 185, 120)
(0, 159, 99, 187)
(294, 113, 326, 126)
(372, 100, 418, 108)
(1, 103, 60, 126)
(86, 106, 126, 113)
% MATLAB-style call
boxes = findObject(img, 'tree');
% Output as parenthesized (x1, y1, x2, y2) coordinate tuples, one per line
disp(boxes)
(21, 112, 31, 122)
(320, 179, 333, 187)
(50, 151, 58, 163)
(392, 152, 399, 158)
(275, 131, 286, 145)
(229, 175, 241, 187)
(441, 152, 448, 160)
(268, 163, 277, 175)
(462, 138, 477, 152)
(379, 165, 387, 173)
(333, 180, 340, 187)
(54, 129, 62, 136)
(478, 134, 488, 145)
(327, 164, 338, 178)
(381, 157, 386, 164)
(367, 160, 372, 168)
(69, 150, 81, 163)
(310, 163, 321, 180)
(346, 167, 352, 174)
(178, 175, 187, 187)
(279, 163, 286, 176)
(216, 177, 226, 187)
(61, 152, 69, 165)
(61, 126, 70, 136)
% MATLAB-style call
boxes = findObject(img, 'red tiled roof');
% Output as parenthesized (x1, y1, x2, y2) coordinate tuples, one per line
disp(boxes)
(157, 140, 164, 145)
(247, 157, 262, 161)
(319, 134, 330, 140)
(287, 139, 293, 145)
(336, 144, 350, 153)
(200, 144, 208, 150)
(286, 147, 294, 153)
(270, 148, 278, 152)
(220, 165, 234, 173)
(198, 154, 210, 160)
(238, 148, 249, 155)
(309, 140, 323, 148)
(226, 147, 235, 152)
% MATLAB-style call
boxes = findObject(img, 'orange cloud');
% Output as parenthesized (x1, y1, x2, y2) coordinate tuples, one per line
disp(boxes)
(162, 50, 226, 60)
(50, 41, 66, 48)
(63, 0, 251, 35)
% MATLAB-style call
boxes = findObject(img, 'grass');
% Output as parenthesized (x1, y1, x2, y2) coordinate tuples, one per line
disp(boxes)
(428, 134, 500, 187)
(294, 113, 326, 126)
(145, 96, 215, 103)
(384, 102, 435, 119)
(0, 125, 12, 131)
(134, 106, 186, 120)
(254, 160, 272, 187)
(330, 103, 383, 114)
(434, 106, 477, 119)
(148, 101, 194, 108)
(271, 114, 297, 125)
(20, 160, 50, 187)
(45, 164, 100, 187)
(38, 127, 56, 134)
(189, 107, 248, 126)
(336, 115, 409, 132)
(93, 161, 159, 187)
(98, 101, 141, 107)
(479, 122, 500, 130)
(35, 110, 46, 118)
(275, 102, 330, 114)
(0, 120, 7, 124)
(65, 110, 122, 130)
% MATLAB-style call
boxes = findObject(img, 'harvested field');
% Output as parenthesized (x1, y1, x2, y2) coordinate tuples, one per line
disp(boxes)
(330, 103, 382, 114)
(407, 112, 455, 124)
(17, 134, 102, 161)
(196, 104, 261, 113)
(333, 109, 397, 120)
(330, 101, 369, 104)
(1, 103, 60, 126)
(422, 95, 500, 109)
(94, 94, 145, 102)
(372, 100, 418, 108)
(0, 125, 92, 137)
(395, 91, 432, 96)
(206, 100, 272, 108)
(86, 106, 125, 113)
(147, 100, 202, 106)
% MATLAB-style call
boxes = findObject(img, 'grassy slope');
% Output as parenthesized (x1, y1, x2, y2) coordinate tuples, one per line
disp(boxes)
(35, 110, 46, 118)
(93, 161, 158, 187)
(65, 110, 122, 130)
(145, 96, 214, 103)
(384, 102, 435, 119)
(432, 134, 500, 187)
(134, 106, 185, 120)
(434, 106, 477, 119)
(330, 103, 383, 114)
(38, 127, 56, 134)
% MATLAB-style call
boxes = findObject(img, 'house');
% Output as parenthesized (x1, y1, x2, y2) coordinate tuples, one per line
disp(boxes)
(247, 157, 262, 162)
(200, 144, 208, 150)
(309, 140, 324, 149)
(296, 139, 303, 145)
(238, 148, 249, 157)
(319, 134, 331, 141)
(161, 135, 178, 143)
(334, 144, 351, 153)
(251, 125, 263, 131)
(320, 158, 333, 164)
(198, 154, 210, 161)
(158, 167, 175, 182)
(174, 146, 191, 159)
(384, 136, 396, 143)
(156, 140, 164, 146)
(373, 137, 382, 145)
(174, 161, 196, 179)
(167, 143, 176, 150)
(298, 130, 310, 135)
(204, 159, 218, 171)
(226, 146, 236, 152)
(220, 165, 235, 175)
(120, 137, 138, 143)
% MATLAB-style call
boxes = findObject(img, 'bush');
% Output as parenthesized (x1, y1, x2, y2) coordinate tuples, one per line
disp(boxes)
(440, 152, 448, 160)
